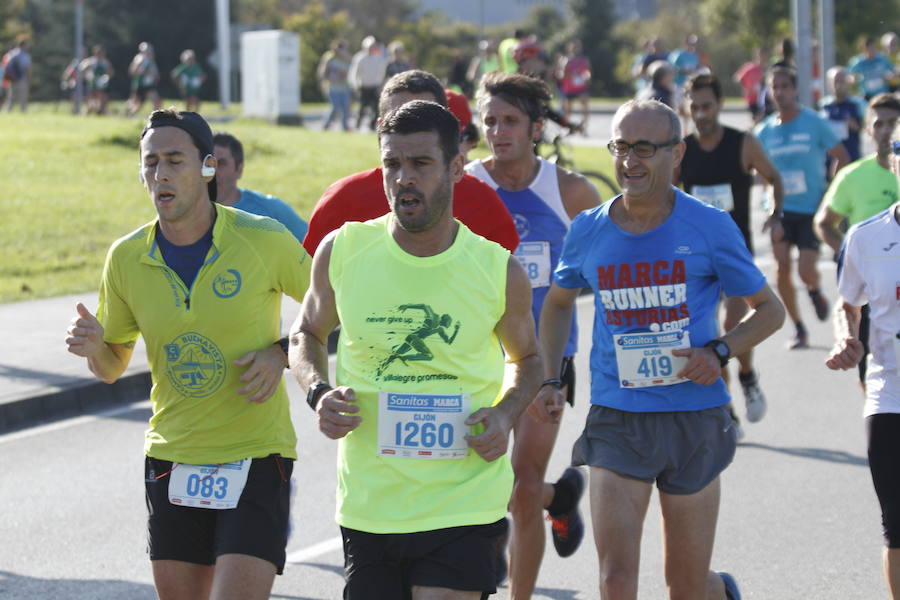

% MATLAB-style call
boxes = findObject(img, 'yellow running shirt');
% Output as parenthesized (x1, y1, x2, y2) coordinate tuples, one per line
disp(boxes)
(824, 154, 899, 225)
(98, 203, 311, 464)
(330, 215, 512, 533)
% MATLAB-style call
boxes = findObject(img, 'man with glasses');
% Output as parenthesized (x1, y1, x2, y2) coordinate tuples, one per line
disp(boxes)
(754, 66, 850, 349)
(677, 73, 785, 435)
(816, 92, 900, 392)
(466, 71, 600, 598)
(538, 99, 785, 599)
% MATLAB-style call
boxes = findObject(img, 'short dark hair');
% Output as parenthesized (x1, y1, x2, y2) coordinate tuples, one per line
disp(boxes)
(767, 66, 797, 88)
(476, 71, 551, 124)
(378, 100, 460, 165)
(213, 132, 244, 167)
(141, 108, 211, 161)
(461, 121, 479, 144)
(868, 92, 900, 117)
(378, 70, 447, 117)
(685, 73, 722, 100)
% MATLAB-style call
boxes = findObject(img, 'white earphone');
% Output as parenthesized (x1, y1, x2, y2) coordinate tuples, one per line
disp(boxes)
(201, 154, 216, 178)
(138, 155, 215, 182)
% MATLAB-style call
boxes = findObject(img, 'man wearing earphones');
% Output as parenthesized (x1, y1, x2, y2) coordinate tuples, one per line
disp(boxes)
(213, 131, 309, 244)
(65, 109, 311, 599)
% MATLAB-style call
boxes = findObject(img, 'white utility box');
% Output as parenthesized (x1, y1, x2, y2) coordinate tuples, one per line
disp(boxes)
(240, 30, 301, 124)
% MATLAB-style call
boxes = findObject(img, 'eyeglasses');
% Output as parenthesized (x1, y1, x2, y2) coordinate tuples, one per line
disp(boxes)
(891, 140, 900, 155)
(607, 138, 679, 158)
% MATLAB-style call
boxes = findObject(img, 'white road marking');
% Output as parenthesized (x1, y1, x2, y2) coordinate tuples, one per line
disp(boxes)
(285, 536, 343, 564)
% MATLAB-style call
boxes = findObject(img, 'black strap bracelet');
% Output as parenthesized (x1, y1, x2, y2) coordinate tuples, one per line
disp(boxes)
(276, 337, 290, 369)
(541, 378, 564, 389)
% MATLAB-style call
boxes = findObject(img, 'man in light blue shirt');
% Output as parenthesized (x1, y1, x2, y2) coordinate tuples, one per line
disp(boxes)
(668, 34, 703, 88)
(213, 132, 308, 244)
(848, 37, 895, 100)
(754, 66, 849, 349)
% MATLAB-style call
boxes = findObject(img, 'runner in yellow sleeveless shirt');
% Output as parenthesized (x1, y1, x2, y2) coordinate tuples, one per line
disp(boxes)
(290, 100, 542, 599)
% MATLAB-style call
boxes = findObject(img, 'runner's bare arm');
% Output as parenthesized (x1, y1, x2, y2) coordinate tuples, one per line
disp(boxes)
(558, 167, 602, 217)
(742, 133, 785, 231)
(288, 232, 360, 438)
(827, 142, 851, 179)
(674, 283, 785, 385)
(826, 300, 865, 370)
(289, 232, 339, 389)
(532, 283, 581, 423)
(65, 302, 134, 384)
(813, 204, 847, 254)
(465, 257, 542, 461)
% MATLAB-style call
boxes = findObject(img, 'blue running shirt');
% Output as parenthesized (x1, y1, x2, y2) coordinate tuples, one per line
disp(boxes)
(554, 188, 766, 412)
(466, 158, 578, 356)
(754, 107, 840, 215)
(234, 188, 309, 244)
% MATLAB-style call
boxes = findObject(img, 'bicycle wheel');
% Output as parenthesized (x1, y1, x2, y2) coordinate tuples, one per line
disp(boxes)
(582, 170, 620, 201)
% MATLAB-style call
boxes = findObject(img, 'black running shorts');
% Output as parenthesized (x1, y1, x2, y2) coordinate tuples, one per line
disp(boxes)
(866, 413, 900, 548)
(145, 454, 293, 573)
(340, 519, 508, 599)
(779, 211, 820, 251)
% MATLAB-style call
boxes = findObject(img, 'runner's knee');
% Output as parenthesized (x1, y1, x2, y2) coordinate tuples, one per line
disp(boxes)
(509, 473, 546, 514)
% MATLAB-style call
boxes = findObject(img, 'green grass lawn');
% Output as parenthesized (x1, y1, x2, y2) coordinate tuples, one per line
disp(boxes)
(0, 103, 616, 303)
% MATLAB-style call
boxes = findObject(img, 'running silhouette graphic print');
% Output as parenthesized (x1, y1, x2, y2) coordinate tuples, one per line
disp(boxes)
(375, 304, 461, 377)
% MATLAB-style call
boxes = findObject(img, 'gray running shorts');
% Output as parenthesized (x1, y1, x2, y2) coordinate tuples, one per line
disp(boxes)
(572, 404, 737, 495)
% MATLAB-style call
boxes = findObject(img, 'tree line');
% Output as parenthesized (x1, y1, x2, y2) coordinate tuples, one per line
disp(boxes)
(2, 0, 898, 105)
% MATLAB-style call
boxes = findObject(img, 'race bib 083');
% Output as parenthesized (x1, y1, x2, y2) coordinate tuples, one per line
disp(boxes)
(168, 459, 251, 509)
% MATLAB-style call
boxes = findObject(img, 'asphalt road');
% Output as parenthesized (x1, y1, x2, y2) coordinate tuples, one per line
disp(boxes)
(1, 110, 886, 598)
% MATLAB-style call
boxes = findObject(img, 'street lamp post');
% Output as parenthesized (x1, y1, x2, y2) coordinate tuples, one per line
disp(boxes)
(73, 0, 84, 114)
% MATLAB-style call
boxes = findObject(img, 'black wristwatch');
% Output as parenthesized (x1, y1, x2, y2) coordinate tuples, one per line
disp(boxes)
(704, 339, 731, 367)
(276, 337, 290, 368)
(306, 381, 332, 411)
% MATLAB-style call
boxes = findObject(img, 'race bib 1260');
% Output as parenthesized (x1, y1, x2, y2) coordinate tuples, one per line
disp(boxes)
(377, 392, 471, 459)
(613, 330, 690, 388)
(168, 459, 251, 509)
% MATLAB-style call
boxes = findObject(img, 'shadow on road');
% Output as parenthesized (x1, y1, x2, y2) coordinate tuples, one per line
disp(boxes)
(0, 571, 155, 599)
(532, 586, 582, 599)
(739, 442, 868, 466)
(104, 407, 152, 423)
(0, 363, 93, 386)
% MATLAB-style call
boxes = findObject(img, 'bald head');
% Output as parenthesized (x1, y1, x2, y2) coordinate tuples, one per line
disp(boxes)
(612, 100, 681, 141)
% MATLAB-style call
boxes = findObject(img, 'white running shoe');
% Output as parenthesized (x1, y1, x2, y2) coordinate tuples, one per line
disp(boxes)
(740, 370, 767, 423)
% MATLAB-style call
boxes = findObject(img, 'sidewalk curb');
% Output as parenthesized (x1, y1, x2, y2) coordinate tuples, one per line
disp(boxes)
(0, 371, 151, 433)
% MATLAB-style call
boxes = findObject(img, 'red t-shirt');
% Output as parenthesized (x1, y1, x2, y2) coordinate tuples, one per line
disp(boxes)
(303, 168, 519, 256)
(734, 61, 763, 105)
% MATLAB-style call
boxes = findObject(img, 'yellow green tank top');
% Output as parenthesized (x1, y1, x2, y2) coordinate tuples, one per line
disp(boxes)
(330, 214, 512, 533)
